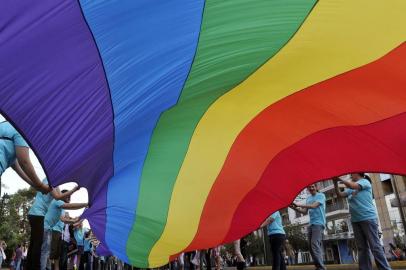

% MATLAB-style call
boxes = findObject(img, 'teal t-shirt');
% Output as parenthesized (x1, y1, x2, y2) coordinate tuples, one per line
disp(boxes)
(44, 199, 64, 230)
(84, 238, 92, 252)
(28, 178, 53, 216)
(52, 210, 65, 233)
(0, 122, 29, 175)
(74, 229, 84, 246)
(345, 179, 377, 222)
(267, 211, 285, 235)
(307, 192, 326, 226)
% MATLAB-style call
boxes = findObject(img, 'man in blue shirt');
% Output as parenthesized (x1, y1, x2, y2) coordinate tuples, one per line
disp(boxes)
(0, 121, 50, 193)
(334, 173, 391, 270)
(291, 184, 326, 270)
(50, 212, 68, 270)
(41, 193, 88, 270)
(261, 211, 286, 270)
(74, 223, 86, 270)
(27, 179, 78, 270)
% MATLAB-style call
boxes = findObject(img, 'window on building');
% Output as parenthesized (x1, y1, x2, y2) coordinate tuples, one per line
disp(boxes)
(327, 220, 335, 235)
(335, 219, 349, 233)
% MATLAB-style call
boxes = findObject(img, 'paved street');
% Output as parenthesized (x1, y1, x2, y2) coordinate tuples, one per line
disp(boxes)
(246, 261, 406, 270)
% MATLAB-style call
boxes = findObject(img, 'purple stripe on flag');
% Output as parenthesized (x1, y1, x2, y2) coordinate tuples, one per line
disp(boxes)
(0, 0, 113, 250)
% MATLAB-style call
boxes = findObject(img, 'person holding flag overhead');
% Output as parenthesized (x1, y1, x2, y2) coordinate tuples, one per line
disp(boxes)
(0, 120, 50, 193)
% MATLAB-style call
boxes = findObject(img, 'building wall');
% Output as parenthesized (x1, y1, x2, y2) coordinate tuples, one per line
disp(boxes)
(282, 174, 406, 263)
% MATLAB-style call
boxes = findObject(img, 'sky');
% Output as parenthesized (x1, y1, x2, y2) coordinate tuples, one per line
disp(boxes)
(0, 114, 89, 221)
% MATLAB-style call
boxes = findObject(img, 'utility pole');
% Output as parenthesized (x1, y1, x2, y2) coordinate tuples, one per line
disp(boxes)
(391, 176, 406, 235)
(261, 227, 272, 265)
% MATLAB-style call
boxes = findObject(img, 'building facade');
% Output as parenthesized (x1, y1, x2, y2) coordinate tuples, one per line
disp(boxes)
(281, 174, 406, 264)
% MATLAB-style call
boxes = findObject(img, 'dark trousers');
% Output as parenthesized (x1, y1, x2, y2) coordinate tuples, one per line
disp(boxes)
(205, 249, 212, 270)
(308, 225, 325, 270)
(26, 215, 44, 270)
(352, 219, 391, 270)
(59, 241, 69, 270)
(79, 251, 91, 270)
(269, 234, 286, 270)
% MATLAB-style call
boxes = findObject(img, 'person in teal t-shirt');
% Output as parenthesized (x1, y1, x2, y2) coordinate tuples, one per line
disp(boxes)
(334, 173, 391, 270)
(0, 121, 50, 193)
(50, 212, 66, 270)
(74, 223, 86, 269)
(261, 211, 286, 270)
(82, 230, 93, 270)
(27, 180, 79, 270)
(41, 194, 88, 270)
(291, 184, 326, 270)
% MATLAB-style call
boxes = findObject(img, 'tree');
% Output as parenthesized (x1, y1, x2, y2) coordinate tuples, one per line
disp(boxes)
(394, 234, 405, 250)
(284, 223, 309, 252)
(0, 188, 36, 259)
(244, 232, 265, 265)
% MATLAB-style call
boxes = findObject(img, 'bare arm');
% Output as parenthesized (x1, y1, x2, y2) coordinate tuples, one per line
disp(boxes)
(61, 203, 88, 210)
(340, 179, 361, 191)
(60, 215, 80, 224)
(296, 201, 320, 209)
(51, 186, 80, 200)
(333, 178, 348, 198)
(15, 146, 50, 193)
(11, 160, 34, 186)
(260, 216, 275, 228)
(290, 203, 308, 214)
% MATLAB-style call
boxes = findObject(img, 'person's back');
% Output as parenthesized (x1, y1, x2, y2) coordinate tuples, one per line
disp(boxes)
(44, 199, 65, 230)
(0, 121, 28, 175)
(15, 246, 22, 260)
(0, 121, 49, 195)
(29, 178, 53, 217)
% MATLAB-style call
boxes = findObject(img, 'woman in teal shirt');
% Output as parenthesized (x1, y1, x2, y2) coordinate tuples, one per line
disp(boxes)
(261, 211, 286, 270)
(0, 121, 50, 193)
(334, 173, 391, 270)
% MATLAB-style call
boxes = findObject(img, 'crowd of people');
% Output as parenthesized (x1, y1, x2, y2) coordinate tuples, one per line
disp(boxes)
(0, 115, 405, 270)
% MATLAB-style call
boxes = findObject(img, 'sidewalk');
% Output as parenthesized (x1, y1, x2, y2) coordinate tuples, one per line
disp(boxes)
(248, 261, 406, 270)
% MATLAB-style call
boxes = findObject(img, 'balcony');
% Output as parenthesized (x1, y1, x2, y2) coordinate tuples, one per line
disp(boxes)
(326, 200, 349, 219)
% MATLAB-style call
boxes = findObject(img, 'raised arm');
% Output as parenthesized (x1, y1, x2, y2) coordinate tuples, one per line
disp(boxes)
(295, 201, 320, 209)
(51, 186, 80, 200)
(11, 160, 34, 186)
(290, 203, 308, 214)
(15, 146, 50, 193)
(333, 178, 348, 198)
(60, 215, 80, 224)
(260, 215, 275, 228)
(61, 203, 88, 210)
(339, 178, 362, 191)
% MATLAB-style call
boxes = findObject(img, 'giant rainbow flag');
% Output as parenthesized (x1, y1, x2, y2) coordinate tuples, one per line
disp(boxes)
(1, 0, 406, 267)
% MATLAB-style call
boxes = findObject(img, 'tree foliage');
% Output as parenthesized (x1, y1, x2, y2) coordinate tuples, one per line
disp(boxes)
(284, 223, 309, 252)
(0, 188, 36, 258)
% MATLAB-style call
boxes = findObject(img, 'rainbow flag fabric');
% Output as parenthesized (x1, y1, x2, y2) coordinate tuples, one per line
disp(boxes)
(1, 0, 406, 267)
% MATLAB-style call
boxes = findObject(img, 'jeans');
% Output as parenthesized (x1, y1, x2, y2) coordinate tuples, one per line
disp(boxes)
(26, 215, 44, 270)
(308, 225, 325, 270)
(15, 258, 22, 270)
(41, 229, 52, 270)
(352, 219, 391, 270)
(0, 255, 3, 269)
(269, 234, 286, 270)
